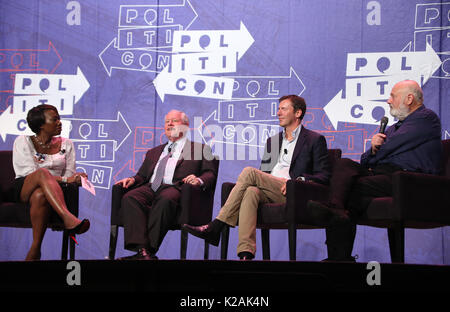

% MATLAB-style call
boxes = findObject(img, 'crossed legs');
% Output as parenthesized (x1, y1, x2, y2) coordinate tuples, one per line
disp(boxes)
(20, 168, 82, 260)
(217, 167, 286, 256)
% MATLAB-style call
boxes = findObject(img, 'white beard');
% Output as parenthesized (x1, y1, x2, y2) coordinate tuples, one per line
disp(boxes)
(390, 102, 410, 121)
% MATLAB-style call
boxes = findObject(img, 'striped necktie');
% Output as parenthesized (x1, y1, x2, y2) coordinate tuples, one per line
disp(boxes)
(151, 144, 173, 192)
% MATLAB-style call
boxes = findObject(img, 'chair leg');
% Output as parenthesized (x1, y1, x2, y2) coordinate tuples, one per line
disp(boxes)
(388, 225, 405, 263)
(288, 224, 296, 261)
(109, 225, 119, 260)
(61, 230, 69, 260)
(69, 236, 76, 260)
(220, 226, 230, 260)
(261, 229, 270, 260)
(204, 241, 209, 260)
(180, 229, 188, 259)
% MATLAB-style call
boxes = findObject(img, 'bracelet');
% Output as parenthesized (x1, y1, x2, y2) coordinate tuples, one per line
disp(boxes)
(61, 176, 67, 183)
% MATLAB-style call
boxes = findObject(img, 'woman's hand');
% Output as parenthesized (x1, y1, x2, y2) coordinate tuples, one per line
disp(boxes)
(68, 172, 88, 185)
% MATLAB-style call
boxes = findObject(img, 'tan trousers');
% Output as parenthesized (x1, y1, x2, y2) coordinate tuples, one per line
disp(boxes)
(216, 167, 287, 256)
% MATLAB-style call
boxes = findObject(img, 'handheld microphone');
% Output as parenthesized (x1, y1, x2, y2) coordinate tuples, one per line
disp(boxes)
(373, 116, 389, 153)
(379, 116, 388, 134)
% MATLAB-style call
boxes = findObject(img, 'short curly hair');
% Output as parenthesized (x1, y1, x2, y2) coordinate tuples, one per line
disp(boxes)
(26, 104, 58, 134)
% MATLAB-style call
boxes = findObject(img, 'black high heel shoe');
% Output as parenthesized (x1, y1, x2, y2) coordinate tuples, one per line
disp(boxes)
(67, 219, 90, 244)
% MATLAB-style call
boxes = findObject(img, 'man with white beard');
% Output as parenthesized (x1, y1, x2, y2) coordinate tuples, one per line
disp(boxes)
(306, 80, 443, 262)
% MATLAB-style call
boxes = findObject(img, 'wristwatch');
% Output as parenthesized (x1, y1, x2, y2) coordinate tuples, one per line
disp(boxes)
(297, 176, 306, 181)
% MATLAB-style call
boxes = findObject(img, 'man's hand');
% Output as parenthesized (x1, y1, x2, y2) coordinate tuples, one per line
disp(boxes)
(182, 174, 202, 186)
(115, 177, 135, 188)
(371, 133, 387, 154)
(280, 178, 288, 195)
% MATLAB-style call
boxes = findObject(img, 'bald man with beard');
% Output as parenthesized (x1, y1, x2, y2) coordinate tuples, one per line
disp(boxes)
(307, 80, 443, 261)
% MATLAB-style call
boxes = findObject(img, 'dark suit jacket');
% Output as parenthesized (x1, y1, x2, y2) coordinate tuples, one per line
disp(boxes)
(133, 140, 218, 191)
(360, 105, 442, 175)
(260, 126, 331, 185)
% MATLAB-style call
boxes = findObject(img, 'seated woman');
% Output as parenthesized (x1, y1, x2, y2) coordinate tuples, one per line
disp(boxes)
(13, 104, 90, 260)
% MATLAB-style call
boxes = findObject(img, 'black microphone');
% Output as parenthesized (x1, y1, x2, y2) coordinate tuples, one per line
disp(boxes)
(379, 116, 388, 134)
(373, 116, 388, 152)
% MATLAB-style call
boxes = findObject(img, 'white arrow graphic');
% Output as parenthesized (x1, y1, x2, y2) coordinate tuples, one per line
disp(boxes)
(172, 21, 254, 60)
(63, 111, 132, 151)
(325, 44, 442, 130)
(98, 38, 173, 77)
(153, 66, 234, 102)
(0, 105, 72, 141)
(12, 66, 89, 117)
(228, 67, 306, 99)
(346, 43, 442, 84)
(14, 66, 90, 104)
(0, 106, 31, 141)
(119, 0, 198, 30)
(323, 90, 393, 130)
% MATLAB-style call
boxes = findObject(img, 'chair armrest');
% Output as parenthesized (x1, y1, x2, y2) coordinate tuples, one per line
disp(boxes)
(179, 183, 214, 226)
(110, 184, 129, 226)
(221, 182, 236, 206)
(392, 171, 450, 224)
(286, 179, 330, 224)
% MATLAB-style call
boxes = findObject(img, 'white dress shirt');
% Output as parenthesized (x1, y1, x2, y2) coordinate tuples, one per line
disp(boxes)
(150, 136, 187, 185)
(270, 125, 301, 179)
(12, 135, 76, 179)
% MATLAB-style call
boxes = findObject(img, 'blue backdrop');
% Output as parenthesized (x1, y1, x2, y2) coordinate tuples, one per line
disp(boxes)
(0, 0, 449, 263)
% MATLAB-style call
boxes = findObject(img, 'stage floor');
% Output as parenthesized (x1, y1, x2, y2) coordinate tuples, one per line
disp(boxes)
(0, 259, 448, 295)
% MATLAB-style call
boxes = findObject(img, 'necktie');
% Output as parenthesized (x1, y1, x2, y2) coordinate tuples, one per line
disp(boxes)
(151, 144, 173, 192)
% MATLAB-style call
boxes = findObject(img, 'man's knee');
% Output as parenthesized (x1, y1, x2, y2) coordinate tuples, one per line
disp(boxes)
(238, 167, 258, 182)
(121, 192, 142, 213)
(243, 186, 260, 200)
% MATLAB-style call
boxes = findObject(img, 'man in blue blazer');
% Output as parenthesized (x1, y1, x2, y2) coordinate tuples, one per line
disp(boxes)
(307, 80, 443, 261)
(183, 95, 331, 260)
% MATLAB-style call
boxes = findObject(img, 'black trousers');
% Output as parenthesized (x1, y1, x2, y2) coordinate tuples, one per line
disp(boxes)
(120, 184, 181, 253)
(325, 158, 397, 259)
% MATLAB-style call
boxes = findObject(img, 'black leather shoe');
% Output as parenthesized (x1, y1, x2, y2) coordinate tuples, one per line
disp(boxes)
(118, 248, 158, 260)
(238, 251, 254, 261)
(306, 200, 350, 227)
(67, 219, 90, 236)
(182, 220, 224, 246)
